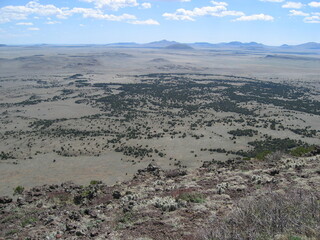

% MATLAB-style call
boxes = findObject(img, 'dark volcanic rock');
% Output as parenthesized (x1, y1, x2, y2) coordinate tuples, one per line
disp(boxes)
(0, 154, 319, 240)
(112, 190, 122, 199)
(0, 196, 12, 204)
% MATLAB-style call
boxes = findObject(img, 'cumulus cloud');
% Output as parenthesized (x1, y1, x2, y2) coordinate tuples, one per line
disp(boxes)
(282, 2, 304, 9)
(80, 0, 138, 10)
(304, 15, 320, 22)
(234, 14, 274, 21)
(16, 22, 33, 25)
(211, 1, 228, 6)
(0, 1, 70, 23)
(260, 0, 284, 2)
(163, 2, 244, 21)
(141, 2, 152, 9)
(162, 12, 195, 21)
(308, 1, 320, 7)
(46, 21, 61, 24)
(129, 19, 159, 24)
(0, 1, 143, 24)
(71, 8, 136, 21)
(289, 10, 309, 16)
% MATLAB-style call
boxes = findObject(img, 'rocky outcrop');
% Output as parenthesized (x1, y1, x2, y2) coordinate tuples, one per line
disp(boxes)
(0, 154, 319, 240)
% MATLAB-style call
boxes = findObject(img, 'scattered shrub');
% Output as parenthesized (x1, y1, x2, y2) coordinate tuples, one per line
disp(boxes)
(177, 192, 205, 204)
(203, 189, 320, 240)
(152, 196, 179, 212)
(290, 146, 315, 157)
(13, 186, 24, 195)
(90, 180, 101, 185)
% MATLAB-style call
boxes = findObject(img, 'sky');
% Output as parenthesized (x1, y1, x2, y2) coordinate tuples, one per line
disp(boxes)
(0, 0, 320, 45)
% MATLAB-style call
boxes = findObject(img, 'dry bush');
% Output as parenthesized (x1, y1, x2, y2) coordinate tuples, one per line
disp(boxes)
(264, 150, 284, 163)
(203, 189, 320, 240)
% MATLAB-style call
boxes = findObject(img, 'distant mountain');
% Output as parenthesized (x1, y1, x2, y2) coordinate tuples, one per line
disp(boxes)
(143, 40, 179, 48)
(189, 41, 266, 50)
(295, 42, 320, 49)
(164, 43, 194, 50)
(280, 44, 290, 48)
(217, 41, 265, 49)
(191, 42, 216, 48)
(6, 41, 320, 52)
(279, 42, 320, 50)
(105, 40, 179, 48)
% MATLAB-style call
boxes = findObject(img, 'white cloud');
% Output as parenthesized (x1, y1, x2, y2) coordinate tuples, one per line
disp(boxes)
(80, 0, 138, 10)
(27, 27, 40, 30)
(0, 1, 140, 24)
(163, 2, 244, 21)
(163, 12, 195, 21)
(211, 1, 228, 6)
(260, 0, 284, 2)
(234, 13, 274, 21)
(214, 10, 245, 17)
(282, 2, 304, 9)
(308, 1, 320, 7)
(129, 19, 159, 25)
(0, 1, 70, 23)
(289, 10, 309, 16)
(70, 7, 136, 21)
(46, 21, 61, 24)
(141, 2, 151, 9)
(16, 22, 33, 25)
(304, 15, 320, 22)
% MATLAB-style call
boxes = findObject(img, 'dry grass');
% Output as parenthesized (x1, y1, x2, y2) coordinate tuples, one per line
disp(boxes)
(203, 189, 320, 240)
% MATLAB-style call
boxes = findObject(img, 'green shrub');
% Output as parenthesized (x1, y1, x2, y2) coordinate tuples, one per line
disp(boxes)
(177, 192, 205, 204)
(90, 180, 101, 185)
(13, 186, 24, 195)
(118, 212, 133, 224)
(256, 150, 271, 160)
(288, 236, 302, 240)
(290, 146, 315, 157)
(5, 229, 18, 236)
(81, 189, 94, 199)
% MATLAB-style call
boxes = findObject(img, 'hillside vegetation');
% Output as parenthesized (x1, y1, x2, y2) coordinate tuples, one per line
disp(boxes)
(1, 148, 319, 240)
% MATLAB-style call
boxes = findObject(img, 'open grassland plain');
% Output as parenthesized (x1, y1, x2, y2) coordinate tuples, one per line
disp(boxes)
(0, 46, 319, 197)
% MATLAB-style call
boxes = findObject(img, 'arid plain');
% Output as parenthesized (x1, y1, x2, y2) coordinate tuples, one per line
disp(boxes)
(0, 45, 319, 196)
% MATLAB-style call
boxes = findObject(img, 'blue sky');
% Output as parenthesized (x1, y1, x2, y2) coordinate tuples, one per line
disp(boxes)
(0, 0, 319, 45)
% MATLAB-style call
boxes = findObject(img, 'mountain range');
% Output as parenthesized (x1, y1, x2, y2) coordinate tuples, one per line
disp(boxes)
(104, 40, 320, 53)
(2, 40, 320, 52)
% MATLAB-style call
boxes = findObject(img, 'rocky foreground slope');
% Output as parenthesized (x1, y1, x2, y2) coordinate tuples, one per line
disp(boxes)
(1, 150, 320, 240)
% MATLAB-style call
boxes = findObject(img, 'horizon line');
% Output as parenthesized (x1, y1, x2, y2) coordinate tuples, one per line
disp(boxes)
(1, 40, 320, 47)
